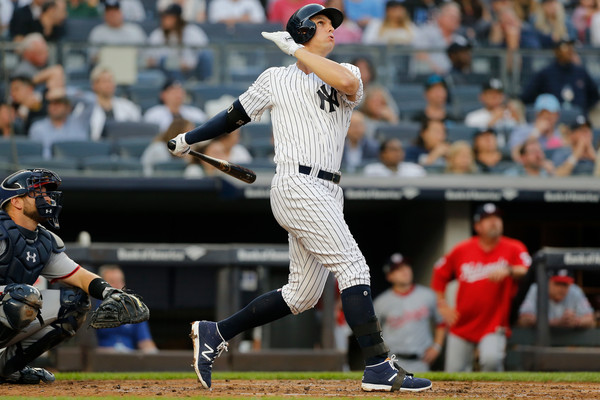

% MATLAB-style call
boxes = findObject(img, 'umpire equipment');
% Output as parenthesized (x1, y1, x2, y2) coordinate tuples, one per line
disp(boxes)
(286, 3, 343, 44)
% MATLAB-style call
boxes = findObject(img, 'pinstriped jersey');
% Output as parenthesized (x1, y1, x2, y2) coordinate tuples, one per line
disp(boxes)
(239, 62, 363, 172)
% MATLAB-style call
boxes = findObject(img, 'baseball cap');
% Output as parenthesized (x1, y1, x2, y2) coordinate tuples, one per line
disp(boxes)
(104, 0, 120, 8)
(473, 127, 497, 140)
(424, 74, 447, 90)
(446, 35, 472, 54)
(570, 114, 591, 130)
(482, 78, 504, 92)
(550, 269, 574, 284)
(161, 78, 183, 91)
(161, 3, 182, 17)
(382, 253, 411, 274)
(534, 93, 560, 113)
(386, 0, 406, 8)
(473, 203, 501, 222)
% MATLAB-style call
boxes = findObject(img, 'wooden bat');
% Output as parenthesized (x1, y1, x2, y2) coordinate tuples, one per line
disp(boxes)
(168, 140, 256, 184)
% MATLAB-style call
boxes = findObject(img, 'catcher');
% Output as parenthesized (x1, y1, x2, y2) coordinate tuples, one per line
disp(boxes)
(0, 168, 149, 384)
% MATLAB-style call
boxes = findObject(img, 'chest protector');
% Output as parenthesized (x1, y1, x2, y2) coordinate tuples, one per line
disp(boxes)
(0, 212, 63, 285)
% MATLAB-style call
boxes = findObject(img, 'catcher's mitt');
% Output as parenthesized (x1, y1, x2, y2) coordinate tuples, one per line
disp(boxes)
(89, 289, 149, 329)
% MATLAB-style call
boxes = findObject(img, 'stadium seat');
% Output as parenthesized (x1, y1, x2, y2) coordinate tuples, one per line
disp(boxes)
(247, 137, 274, 159)
(240, 124, 272, 147)
(52, 140, 112, 160)
(374, 123, 420, 144)
(152, 159, 187, 176)
(81, 156, 144, 175)
(231, 23, 284, 43)
(197, 23, 232, 43)
(447, 124, 476, 143)
(0, 138, 43, 160)
(389, 84, 424, 104)
(114, 137, 152, 159)
(19, 156, 80, 175)
(103, 121, 161, 140)
(186, 84, 247, 109)
(64, 18, 103, 42)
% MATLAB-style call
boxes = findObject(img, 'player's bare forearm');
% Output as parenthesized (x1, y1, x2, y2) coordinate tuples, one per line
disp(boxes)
(295, 48, 359, 96)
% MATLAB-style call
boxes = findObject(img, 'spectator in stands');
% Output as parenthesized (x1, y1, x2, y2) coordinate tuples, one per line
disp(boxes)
(358, 84, 399, 138)
(143, 79, 207, 132)
(472, 127, 505, 173)
(374, 253, 445, 372)
(67, 0, 100, 18)
(141, 118, 194, 176)
(0, 101, 20, 137)
(96, 264, 158, 352)
(445, 140, 476, 174)
(362, 1, 416, 45)
(343, 0, 385, 29)
(401, 0, 442, 25)
(531, 0, 576, 48)
(411, 74, 458, 124)
(504, 137, 554, 176)
(552, 115, 597, 176)
(157, 0, 207, 23)
(445, 36, 476, 86)
(405, 118, 449, 167)
(432, 202, 530, 372)
(363, 138, 426, 177)
(520, 39, 600, 115)
(464, 78, 520, 147)
(184, 139, 228, 178)
(114, 0, 147, 21)
(88, 0, 147, 61)
(29, 87, 89, 159)
(342, 110, 380, 173)
(591, 6, 600, 45)
(14, 33, 65, 91)
(0, 0, 13, 38)
(350, 56, 376, 89)
(487, 4, 540, 49)
(323, 0, 362, 43)
(456, 0, 490, 36)
(9, 75, 46, 135)
(146, 4, 211, 81)
(411, 2, 463, 75)
(509, 93, 564, 161)
(572, 0, 599, 44)
(268, 0, 322, 28)
(208, 0, 266, 26)
(10, 0, 66, 42)
(214, 129, 253, 164)
(518, 269, 595, 329)
(77, 65, 142, 141)
(512, 0, 537, 22)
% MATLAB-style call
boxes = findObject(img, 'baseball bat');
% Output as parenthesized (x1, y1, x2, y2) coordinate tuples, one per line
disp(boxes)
(167, 140, 256, 184)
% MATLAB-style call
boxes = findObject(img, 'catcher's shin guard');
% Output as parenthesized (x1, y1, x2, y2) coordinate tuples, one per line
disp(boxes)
(1, 287, 90, 376)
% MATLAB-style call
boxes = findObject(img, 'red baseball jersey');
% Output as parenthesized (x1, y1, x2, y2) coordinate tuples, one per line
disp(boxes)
(431, 236, 531, 342)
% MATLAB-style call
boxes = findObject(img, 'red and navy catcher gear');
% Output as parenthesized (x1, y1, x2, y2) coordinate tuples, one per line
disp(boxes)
(0, 169, 63, 229)
(286, 3, 343, 44)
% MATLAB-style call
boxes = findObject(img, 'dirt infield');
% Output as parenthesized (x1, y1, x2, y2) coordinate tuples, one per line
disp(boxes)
(2, 379, 598, 399)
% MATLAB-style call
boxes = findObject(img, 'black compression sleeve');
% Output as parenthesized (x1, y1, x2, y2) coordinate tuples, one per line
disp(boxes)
(185, 99, 251, 144)
(88, 277, 112, 300)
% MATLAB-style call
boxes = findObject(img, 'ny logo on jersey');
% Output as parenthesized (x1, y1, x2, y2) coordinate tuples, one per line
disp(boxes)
(317, 85, 339, 112)
(26, 251, 37, 263)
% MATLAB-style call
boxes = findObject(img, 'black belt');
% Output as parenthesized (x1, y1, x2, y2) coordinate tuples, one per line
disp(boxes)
(298, 165, 341, 184)
(394, 353, 420, 360)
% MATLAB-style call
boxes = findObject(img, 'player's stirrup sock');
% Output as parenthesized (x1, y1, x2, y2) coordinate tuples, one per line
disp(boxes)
(341, 285, 389, 366)
(217, 289, 291, 341)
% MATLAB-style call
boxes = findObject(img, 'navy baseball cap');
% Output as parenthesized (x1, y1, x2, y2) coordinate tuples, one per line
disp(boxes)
(473, 203, 501, 222)
(104, 0, 120, 9)
(382, 253, 411, 274)
(473, 127, 497, 140)
(570, 115, 591, 130)
(446, 35, 472, 54)
(482, 78, 504, 92)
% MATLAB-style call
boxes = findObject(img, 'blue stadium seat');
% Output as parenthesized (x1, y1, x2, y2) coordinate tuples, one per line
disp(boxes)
(152, 159, 187, 176)
(240, 124, 271, 147)
(81, 156, 144, 174)
(19, 156, 80, 174)
(103, 121, 161, 140)
(447, 124, 476, 143)
(389, 84, 424, 104)
(114, 137, 152, 158)
(64, 18, 103, 42)
(186, 84, 247, 109)
(197, 23, 232, 43)
(231, 23, 284, 43)
(0, 138, 43, 160)
(374, 123, 419, 144)
(52, 140, 112, 160)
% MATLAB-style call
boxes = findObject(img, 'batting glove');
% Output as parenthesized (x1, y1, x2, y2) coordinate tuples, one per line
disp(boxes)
(170, 132, 191, 156)
(261, 31, 303, 56)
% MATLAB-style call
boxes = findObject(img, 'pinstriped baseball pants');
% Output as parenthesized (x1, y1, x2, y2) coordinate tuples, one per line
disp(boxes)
(270, 169, 370, 315)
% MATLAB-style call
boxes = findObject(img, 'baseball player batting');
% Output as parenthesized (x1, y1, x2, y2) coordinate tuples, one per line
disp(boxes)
(169, 4, 431, 392)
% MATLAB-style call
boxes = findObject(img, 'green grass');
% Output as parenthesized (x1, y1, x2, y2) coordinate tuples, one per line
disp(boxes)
(54, 370, 600, 382)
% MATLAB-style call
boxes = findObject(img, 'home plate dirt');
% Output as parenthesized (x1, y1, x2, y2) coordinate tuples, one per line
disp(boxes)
(2, 379, 598, 399)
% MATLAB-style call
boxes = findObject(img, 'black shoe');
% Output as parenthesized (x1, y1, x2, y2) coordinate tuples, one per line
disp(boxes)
(0, 366, 55, 384)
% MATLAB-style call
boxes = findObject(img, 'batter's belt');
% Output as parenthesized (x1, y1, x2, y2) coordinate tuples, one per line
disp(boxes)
(299, 165, 341, 184)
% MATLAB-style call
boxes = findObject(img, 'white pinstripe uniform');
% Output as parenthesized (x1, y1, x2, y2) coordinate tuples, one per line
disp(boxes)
(239, 63, 370, 315)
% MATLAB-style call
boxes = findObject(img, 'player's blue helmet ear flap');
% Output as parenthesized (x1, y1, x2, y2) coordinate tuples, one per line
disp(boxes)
(286, 3, 344, 44)
(0, 168, 63, 229)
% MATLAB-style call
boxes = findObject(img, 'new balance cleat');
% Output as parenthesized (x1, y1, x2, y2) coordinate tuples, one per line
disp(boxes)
(361, 356, 432, 392)
(0, 366, 55, 384)
(190, 320, 228, 389)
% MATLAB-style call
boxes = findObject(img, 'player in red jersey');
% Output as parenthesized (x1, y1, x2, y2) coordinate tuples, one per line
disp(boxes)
(431, 203, 531, 372)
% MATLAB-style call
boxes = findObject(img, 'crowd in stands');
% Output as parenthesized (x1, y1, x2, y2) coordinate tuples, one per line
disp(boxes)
(1, 0, 600, 177)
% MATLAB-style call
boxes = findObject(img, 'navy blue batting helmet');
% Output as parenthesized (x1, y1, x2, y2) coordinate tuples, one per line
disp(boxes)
(286, 3, 344, 44)
(0, 168, 63, 229)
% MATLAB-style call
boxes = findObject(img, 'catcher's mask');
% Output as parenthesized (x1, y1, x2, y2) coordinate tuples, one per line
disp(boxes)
(0, 168, 63, 229)
(286, 3, 344, 44)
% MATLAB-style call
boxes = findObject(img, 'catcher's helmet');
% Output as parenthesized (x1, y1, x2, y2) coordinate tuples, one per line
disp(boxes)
(0, 169, 63, 229)
(286, 3, 344, 44)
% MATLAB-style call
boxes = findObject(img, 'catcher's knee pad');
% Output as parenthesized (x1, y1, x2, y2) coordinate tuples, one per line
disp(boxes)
(0, 284, 43, 331)
(57, 287, 91, 335)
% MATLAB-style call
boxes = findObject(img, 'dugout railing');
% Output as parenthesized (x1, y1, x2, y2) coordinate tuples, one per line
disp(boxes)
(508, 247, 600, 371)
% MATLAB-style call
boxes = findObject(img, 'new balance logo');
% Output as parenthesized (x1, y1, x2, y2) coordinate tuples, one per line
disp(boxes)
(26, 251, 37, 263)
(201, 344, 214, 361)
(317, 84, 339, 112)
